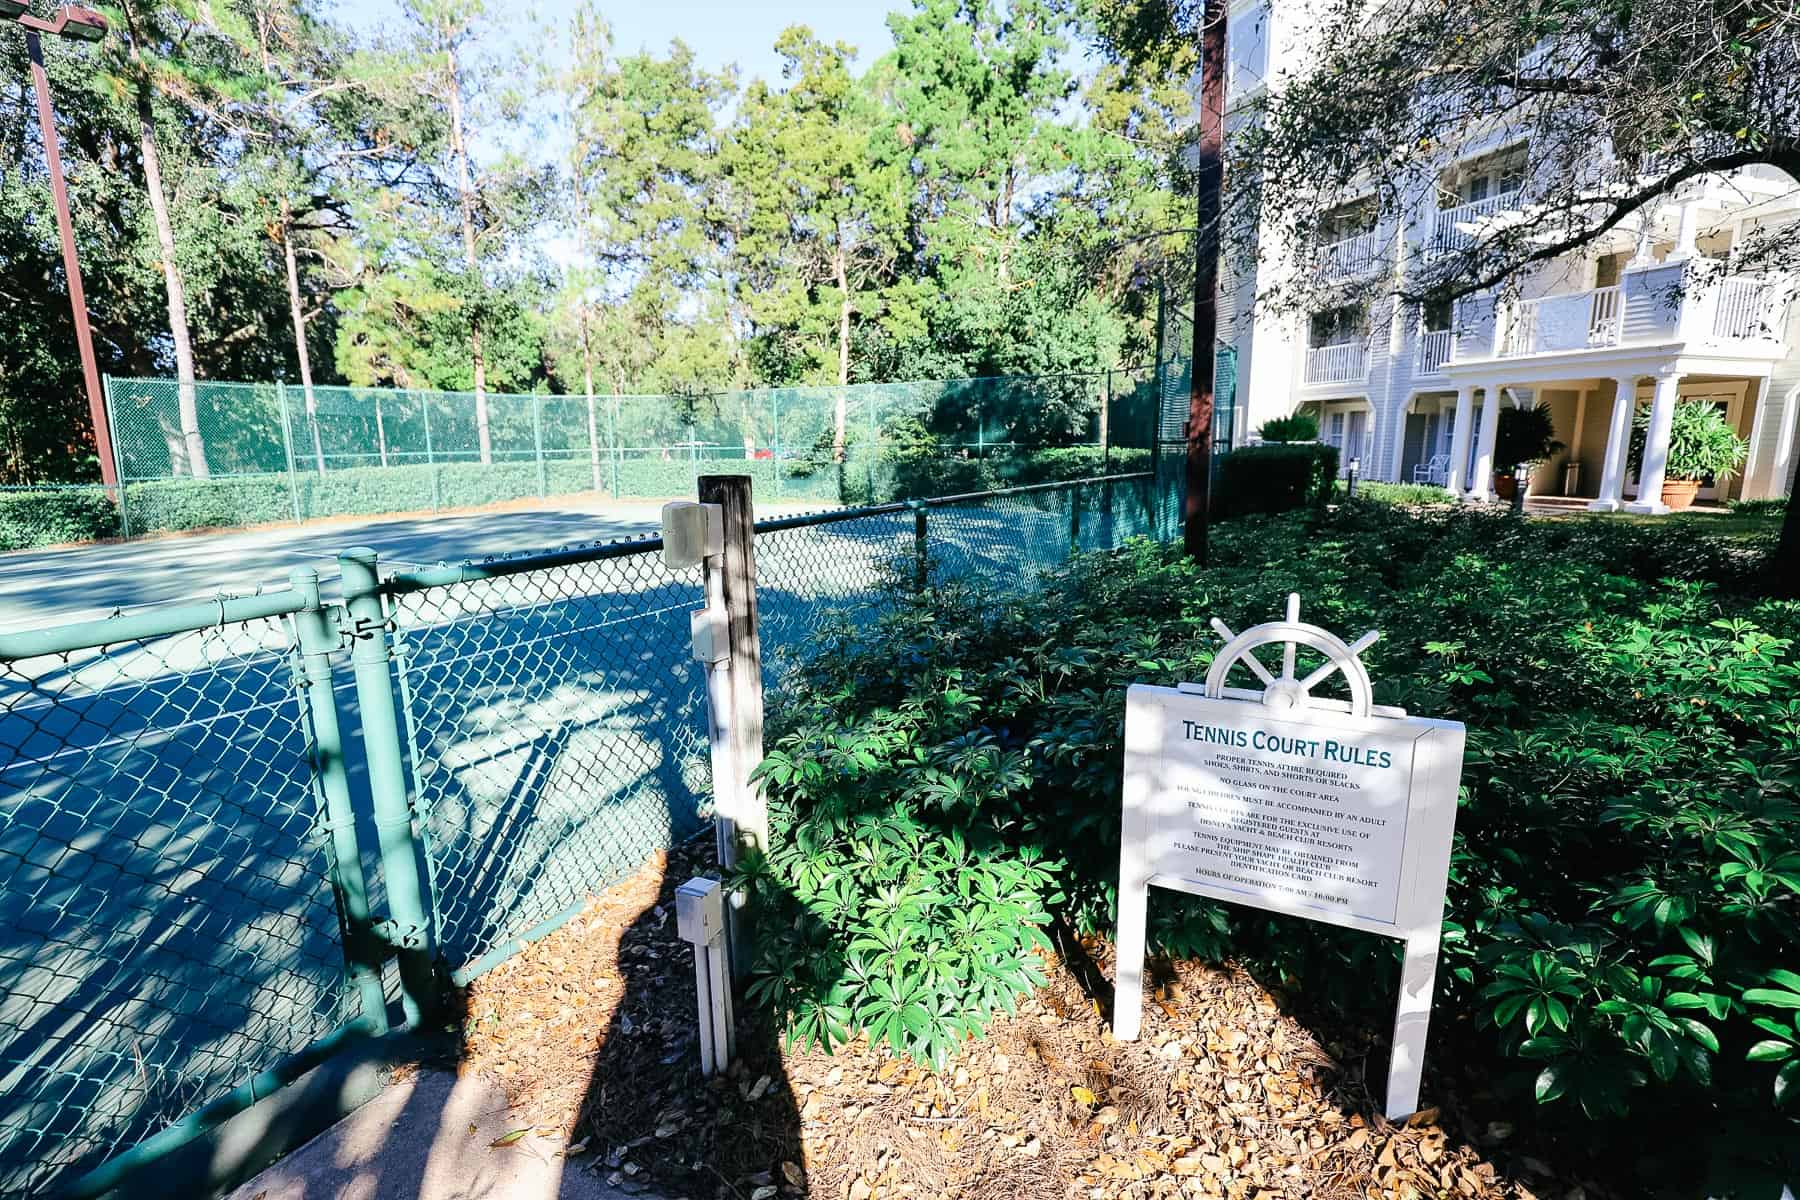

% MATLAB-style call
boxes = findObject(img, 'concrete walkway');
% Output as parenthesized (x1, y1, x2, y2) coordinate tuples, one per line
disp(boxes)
(225, 1068, 656, 1200)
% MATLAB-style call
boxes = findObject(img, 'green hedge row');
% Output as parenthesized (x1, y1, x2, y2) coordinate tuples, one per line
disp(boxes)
(0, 489, 121, 551)
(1214, 443, 1339, 517)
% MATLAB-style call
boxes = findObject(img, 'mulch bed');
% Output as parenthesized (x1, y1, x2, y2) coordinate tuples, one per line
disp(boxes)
(455, 841, 1597, 1200)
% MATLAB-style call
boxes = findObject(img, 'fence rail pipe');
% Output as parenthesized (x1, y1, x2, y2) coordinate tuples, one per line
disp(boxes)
(338, 546, 439, 1028)
(289, 567, 389, 1033)
(0, 587, 308, 661)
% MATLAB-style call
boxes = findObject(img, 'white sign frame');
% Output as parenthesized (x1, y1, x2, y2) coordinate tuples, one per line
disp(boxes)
(1113, 599, 1464, 1120)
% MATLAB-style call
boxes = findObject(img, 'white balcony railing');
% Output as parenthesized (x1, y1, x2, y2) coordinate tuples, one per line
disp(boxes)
(1416, 329, 1454, 375)
(1712, 276, 1780, 341)
(1430, 190, 1523, 253)
(1498, 285, 1621, 357)
(1304, 342, 1368, 385)
(1317, 229, 1384, 278)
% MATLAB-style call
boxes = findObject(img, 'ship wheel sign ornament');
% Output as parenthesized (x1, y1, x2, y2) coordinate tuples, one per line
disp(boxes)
(1191, 592, 1399, 720)
(1114, 594, 1466, 1120)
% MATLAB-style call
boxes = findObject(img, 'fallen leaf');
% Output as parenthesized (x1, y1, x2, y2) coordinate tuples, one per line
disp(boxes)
(1071, 1085, 1099, 1106)
(490, 1128, 532, 1149)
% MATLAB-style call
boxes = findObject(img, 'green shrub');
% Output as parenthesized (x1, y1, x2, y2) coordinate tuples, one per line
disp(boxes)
(1495, 400, 1565, 470)
(0, 488, 119, 550)
(1214, 443, 1338, 517)
(739, 502, 1798, 1184)
(125, 475, 293, 533)
(1729, 496, 1788, 519)
(1257, 412, 1319, 442)
(1352, 480, 1459, 506)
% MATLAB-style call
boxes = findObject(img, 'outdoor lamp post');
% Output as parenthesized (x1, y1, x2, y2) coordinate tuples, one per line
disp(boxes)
(4, 4, 116, 490)
(1510, 461, 1529, 514)
(1346, 455, 1360, 498)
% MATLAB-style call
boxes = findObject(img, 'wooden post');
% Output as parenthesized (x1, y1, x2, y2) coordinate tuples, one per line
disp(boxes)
(696, 475, 767, 860)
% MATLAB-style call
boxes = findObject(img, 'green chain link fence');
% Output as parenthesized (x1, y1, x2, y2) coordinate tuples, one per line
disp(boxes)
(69, 368, 1174, 544)
(0, 467, 1164, 1197)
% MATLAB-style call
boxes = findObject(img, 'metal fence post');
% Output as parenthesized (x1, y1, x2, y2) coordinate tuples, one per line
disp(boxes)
(289, 566, 389, 1034)
(533, 394, 547, 498)
(911, 500, 929, 591)
(337, 547, 439, 1028)
(1069, 481, 1082, 553)
(275, 381, 303, 524)
(609, 394, 621, 497)
(1102, 473, 1116, 547)
(771, 392, 782, 498)
(1102, 369, 1113, 477)
(422, 393, 441, 511)
(102, 373, 131, 539)
(586, 391, 601, 493)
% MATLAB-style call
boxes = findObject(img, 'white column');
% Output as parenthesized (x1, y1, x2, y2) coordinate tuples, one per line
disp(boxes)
(1444, 384, 1476, 494)
(1627, 372, 1682, 514)
(1630, 209, 1657, 267)
(1467, 385, 1503, 501)
(1590, 375, 1638, 511)
(1669, 202, 1700, 262)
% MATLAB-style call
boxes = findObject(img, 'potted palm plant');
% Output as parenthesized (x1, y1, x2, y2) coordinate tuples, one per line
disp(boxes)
(1492, 402, 1564, 501)
(1627, 399, 1748, 510)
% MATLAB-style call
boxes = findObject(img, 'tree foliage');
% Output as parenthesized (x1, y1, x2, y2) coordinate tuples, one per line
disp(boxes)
(1, 0, 1192, 482)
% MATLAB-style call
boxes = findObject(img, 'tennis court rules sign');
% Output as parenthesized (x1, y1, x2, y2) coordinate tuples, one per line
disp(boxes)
(1113, 596, 1464, 1119)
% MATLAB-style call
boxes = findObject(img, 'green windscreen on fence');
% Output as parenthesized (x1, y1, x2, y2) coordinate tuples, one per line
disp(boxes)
(96, 368, 1175, 538)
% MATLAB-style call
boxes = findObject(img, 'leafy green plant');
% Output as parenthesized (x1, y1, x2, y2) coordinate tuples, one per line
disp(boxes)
(1746, 971, 1800, 1106)
(1495, 401, 1564, 469)
(742, 499, 1798, 1180)
(1629, 399, 1749, 484)
(1257, 412, 1319, 442)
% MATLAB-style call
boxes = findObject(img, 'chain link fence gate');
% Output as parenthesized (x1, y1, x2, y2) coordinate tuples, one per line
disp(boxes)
(0, 580, 380, 1198)
(0, 470, 1158, 1197)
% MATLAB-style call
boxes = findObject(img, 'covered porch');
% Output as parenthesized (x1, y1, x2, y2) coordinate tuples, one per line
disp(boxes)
(1299, 397, 1375, 476)
(1437, 346, 1783, 512)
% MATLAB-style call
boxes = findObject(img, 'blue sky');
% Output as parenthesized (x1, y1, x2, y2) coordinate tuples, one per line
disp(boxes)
(331, 1, 904, 84)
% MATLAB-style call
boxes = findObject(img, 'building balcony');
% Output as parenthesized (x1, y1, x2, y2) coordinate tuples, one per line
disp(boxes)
(1497, 285, 1623, 356)
(1314, 229, 1386, 279)
(1466, 272, 1789, 362)
(1304, 342, 1369, 385)
(1428, 190, 1523, 253)
(1416, 329, 1453, 376)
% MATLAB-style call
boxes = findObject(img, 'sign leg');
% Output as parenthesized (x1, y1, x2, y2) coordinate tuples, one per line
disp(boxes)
(1385, 929, 1441, 1119)
(693, 946, 718, 1075)
(1112, 879, 1149, 1041)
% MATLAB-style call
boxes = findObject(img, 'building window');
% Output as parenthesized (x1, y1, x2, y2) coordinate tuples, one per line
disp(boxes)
(1226, 1, 1269, 98)
(1309, 305, 1367, 347)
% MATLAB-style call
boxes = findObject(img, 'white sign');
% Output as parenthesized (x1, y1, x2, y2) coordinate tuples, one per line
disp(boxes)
(1113, 596, 1464, 1120)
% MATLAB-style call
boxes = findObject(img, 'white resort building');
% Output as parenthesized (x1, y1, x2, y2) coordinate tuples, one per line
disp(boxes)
(1216, 0, 1800, 512)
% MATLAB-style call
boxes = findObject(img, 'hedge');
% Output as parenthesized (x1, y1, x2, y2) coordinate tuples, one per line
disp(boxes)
(1214, 442, 1339, 517)
(0, 489, 121, 551)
